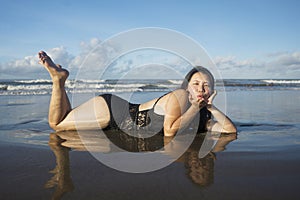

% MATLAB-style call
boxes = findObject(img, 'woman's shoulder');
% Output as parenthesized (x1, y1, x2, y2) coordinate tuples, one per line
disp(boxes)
(151, 89, 188, 108)
(163, 89, 189, 104)
(162, 89, 189, 114)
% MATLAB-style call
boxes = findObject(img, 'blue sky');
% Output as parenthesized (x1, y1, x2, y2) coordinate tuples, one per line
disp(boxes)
(0, 0, 300, 79)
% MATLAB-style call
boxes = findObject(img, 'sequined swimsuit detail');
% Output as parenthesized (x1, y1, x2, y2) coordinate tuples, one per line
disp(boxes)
(100, 94, 164, 133)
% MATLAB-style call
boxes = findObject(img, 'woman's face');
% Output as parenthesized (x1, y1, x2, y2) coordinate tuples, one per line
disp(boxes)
(187, 72, 212, 101)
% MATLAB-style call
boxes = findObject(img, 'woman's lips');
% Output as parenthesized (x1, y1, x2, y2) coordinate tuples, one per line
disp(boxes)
(197, 95, 203, 99)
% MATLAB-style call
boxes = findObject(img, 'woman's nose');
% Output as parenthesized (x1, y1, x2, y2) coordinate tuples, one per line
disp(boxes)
(197, 85, 204, 92)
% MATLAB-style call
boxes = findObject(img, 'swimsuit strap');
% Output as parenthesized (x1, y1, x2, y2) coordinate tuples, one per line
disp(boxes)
(153, 92, 170, 107)
(153, 97, 162, 106)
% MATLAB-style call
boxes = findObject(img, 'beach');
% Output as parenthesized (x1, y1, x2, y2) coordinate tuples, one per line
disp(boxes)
(1, 79, 300, 199)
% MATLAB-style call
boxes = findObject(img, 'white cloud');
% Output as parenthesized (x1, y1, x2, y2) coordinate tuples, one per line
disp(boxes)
(0, 38, 117, 79)
(0, 46, 75, 79)
(102, 49, 193, 79)
(269, 51, 300, 68)
(0, 54, 40, 79)
(69, 38, 120, 79)
(266, 51, 300, 78)
(213, 52, 300, 79)
(1, 38, 300, 80)
(46, 47, 74, 68)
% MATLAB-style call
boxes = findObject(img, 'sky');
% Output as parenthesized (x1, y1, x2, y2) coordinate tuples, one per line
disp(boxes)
(0, 0, 300, 79)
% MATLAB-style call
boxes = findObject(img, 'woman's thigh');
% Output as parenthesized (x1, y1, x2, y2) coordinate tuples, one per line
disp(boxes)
(56, 96, 110, 131)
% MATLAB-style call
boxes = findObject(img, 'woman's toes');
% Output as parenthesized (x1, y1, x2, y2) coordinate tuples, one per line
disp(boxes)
(38, 51, 57, 67)
(38, 51, 49, 64)
(38, 51, 47, 59)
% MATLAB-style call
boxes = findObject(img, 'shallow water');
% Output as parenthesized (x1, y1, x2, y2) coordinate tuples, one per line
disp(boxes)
(0, 88, 300, 199)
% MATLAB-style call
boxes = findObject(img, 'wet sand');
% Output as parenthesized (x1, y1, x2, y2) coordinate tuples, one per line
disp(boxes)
(1, 90, 300, 199)
(1, 131, 300, 200)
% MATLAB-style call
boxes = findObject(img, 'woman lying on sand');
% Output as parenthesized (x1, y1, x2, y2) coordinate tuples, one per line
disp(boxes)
(39, 51, 236, 137)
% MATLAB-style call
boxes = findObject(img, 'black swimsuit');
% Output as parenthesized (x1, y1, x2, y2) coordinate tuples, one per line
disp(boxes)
(100, 93, 211, 134)
(100, 94, 164, 134)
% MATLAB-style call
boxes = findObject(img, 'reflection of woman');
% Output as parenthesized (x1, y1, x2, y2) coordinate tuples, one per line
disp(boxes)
(47, 131, 237, 191)
(39, 51, 236, 136)
(178, 133, 237, 187)
(45, 133, 74, 200)
(185, 152, 215, 187)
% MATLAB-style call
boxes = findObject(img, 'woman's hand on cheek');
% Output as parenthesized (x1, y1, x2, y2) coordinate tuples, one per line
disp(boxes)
(208, 90, 217, 106)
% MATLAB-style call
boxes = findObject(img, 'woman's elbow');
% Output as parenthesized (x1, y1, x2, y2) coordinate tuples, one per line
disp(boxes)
(222, 124, 237, 133)
(163, 127, 177, 137)
(211, 122, 237, 133)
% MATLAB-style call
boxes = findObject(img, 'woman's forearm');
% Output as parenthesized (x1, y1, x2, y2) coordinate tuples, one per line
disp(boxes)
(164, 106, 200, 136)
(207, 105, 237, 133)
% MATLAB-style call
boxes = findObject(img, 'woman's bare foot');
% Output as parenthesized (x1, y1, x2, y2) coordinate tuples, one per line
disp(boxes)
(38, 51, 69, 82)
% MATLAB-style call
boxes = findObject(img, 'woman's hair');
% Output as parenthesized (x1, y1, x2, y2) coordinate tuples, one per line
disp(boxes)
(181, 66, 215, 91)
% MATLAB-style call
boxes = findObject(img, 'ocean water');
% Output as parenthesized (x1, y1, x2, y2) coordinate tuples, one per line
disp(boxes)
(0, 78, 300, 146)
(1, 79, 300, 199)
(1, 78, 300, 96)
